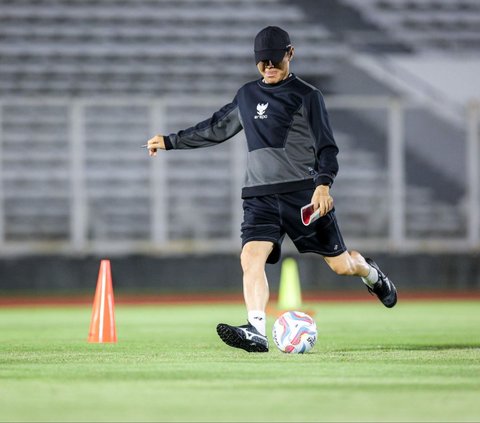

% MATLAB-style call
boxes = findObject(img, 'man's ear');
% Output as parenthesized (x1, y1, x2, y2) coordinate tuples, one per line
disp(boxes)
(288, 47, 295, 61)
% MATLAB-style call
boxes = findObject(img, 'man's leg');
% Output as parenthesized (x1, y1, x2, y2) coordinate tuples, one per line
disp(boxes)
(323, 250, 369, 277)
(216, 240, 274, 352)
(324, 251, 397, 308)
(241, 240, 274, 319)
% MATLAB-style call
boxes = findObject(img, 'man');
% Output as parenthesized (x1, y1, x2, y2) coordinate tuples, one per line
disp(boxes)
(147, 26, 397, 353)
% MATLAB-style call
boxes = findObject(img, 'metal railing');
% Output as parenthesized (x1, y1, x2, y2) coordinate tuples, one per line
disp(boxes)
(0, 96, 478, 256)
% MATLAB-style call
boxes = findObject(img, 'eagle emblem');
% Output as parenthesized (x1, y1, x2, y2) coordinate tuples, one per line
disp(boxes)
(256, 103, 269, 116)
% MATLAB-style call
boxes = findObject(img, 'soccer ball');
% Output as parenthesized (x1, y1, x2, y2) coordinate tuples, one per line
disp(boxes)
(272, 311, 317, 353)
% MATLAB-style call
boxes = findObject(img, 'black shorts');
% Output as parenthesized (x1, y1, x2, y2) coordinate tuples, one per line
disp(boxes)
(241, 189, 347, 264)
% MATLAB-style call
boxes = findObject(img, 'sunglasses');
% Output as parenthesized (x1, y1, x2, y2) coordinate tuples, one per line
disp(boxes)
(258, 58, 284, 68)
(257, 47, 292, 68)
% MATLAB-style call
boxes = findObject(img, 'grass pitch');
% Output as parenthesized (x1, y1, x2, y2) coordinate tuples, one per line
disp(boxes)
(0, 300, 479, 422)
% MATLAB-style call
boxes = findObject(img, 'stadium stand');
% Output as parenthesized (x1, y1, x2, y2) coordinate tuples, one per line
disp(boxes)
(340, 0, 480, 52)
(0, 0, 343, 96)
(0, 0, 348, 247)
(297, 0, 479, 240)
(0, 0, 477, 252)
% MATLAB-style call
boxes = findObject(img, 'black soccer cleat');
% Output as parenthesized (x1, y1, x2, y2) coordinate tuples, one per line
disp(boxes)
(365, 258, 398, 308)
(216, 322, 269, 353)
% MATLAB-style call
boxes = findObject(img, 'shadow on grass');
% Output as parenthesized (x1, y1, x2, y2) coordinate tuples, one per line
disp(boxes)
(370, 344, 480, 351)
(328, 344, 480, 353)
(396, 344, 480, 351)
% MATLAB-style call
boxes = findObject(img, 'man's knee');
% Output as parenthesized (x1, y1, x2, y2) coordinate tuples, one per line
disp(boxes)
(240, 248, 254, 271)
(240, 241, 273, 272)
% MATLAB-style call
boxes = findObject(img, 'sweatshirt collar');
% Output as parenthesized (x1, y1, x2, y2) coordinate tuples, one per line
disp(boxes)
(258, 73, 296, 89)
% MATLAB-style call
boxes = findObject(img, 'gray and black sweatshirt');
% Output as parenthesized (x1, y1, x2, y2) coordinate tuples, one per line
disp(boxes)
(164, 73, 339, 199)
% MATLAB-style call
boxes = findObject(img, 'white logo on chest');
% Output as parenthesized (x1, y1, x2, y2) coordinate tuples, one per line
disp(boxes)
(254, 102, 268, 119)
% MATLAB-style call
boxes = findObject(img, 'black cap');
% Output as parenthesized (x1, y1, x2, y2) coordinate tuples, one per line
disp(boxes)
(254, 26, 291, 64)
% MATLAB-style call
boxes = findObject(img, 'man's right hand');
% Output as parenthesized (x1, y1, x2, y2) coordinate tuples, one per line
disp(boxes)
(146, 135, 166, 157)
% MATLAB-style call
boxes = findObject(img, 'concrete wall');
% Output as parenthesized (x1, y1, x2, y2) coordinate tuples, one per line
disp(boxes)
(0, 253, 479, 295)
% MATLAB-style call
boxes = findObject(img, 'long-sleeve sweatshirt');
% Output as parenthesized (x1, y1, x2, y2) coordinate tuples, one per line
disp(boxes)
(164, 73, 339, 199)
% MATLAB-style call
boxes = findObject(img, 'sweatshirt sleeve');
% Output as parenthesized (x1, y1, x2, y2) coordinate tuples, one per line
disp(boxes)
(305, 90, 339, 187)
(164, 97, 243, 150)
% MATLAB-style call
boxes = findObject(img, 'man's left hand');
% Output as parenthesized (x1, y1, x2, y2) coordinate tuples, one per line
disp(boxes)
(311, 185, 333, 217)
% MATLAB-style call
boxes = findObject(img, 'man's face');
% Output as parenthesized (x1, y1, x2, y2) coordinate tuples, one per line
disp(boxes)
(256, 49, 293, 84)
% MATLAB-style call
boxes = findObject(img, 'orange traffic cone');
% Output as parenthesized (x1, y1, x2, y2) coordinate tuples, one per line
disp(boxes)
(88, 259, 117, 343)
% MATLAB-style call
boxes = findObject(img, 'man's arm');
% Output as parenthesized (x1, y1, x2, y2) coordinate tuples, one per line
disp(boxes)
(305, 90, 339, 216)
(146, 99, 242, 157)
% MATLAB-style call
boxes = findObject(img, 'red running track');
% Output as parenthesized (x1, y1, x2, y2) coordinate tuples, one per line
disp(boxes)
(0, 291, 479, 307)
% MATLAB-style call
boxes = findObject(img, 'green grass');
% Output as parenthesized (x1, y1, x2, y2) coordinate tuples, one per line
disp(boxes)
(0, 301, 479, 422)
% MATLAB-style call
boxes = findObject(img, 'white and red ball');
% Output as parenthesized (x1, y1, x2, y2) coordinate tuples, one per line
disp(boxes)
(272, 311, 317, 353)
